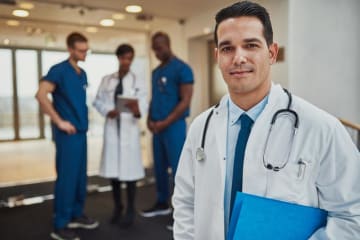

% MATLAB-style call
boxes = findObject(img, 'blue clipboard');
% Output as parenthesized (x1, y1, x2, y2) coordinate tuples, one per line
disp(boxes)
(228, 192, 327, 240)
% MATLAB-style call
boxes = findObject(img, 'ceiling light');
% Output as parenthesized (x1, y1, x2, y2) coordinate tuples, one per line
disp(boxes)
(25, 26, 34, 34)
(6, 20, 20, 26)
(86, 26, 98, 33)
(34, 28, 43, 34)
(112, 13, 125, 20)
(12, 9, 29, 17)
(18, 2, 34, 10)
(3, 39, 11, 45)
(45, 33, 56, 47)
(100, 19, 114, 27)
(203, 27, 212, 34)
(125, 5, 142, 13)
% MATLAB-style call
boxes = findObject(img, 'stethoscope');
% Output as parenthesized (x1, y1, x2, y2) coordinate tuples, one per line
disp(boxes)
(127, 72, 139, 96)
(196, 88, 299, 172)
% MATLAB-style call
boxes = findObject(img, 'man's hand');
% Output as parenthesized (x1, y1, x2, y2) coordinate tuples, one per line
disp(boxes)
(147, 119, 156, 133)
(153, 120, 169, 133)
(57, 120, 76, 134)
(147, 119, 169, 134)
(107, 109, 119, 119)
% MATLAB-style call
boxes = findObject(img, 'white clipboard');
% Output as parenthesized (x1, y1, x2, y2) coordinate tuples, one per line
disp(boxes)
(116, 95, 138, 113)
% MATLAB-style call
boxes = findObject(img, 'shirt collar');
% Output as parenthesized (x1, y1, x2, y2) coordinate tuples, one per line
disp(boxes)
(228, 94, 269, 125)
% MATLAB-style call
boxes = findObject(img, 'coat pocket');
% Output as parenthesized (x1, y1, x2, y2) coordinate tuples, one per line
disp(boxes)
(265, 158, 313, 202)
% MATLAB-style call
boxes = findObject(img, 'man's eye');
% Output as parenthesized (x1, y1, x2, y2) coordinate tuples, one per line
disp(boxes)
(220, 47, 233, 53)
(246, 44, 258, 49)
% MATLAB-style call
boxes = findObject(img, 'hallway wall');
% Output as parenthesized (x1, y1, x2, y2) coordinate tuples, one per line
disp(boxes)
(289, 0, 360, 123)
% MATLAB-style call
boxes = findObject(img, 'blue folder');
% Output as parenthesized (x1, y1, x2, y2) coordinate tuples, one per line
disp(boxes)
(228, 192, 327, 240)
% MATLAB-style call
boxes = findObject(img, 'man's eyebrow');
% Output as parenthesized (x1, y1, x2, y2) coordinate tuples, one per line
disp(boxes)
(243, 38, 263, 44)
(218, 40, 231, 48)
(218, 38, 263, 48)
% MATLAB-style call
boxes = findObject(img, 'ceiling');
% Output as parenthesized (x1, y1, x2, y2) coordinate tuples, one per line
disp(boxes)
(0, 0, 228, 53)
(27, 0, 228, 20)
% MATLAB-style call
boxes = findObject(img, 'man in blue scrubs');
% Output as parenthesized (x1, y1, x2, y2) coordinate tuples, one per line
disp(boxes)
(36, 32, 98, 240)
(141, 32, 194, 223)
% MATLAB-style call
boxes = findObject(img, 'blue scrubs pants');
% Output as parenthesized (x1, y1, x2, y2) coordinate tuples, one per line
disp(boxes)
(53, 128, 87, 229)
(153, 119, 186, 203)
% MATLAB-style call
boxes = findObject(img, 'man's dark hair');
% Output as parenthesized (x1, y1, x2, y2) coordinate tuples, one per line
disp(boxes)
(66, 32, 88, 48)
(115, 44, 135, 57)
(214, 1, 273, 46)
(152, 31, 171, 46)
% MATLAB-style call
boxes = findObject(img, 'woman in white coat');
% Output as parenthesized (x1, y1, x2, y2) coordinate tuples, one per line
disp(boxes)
(93, 44, 147, 227)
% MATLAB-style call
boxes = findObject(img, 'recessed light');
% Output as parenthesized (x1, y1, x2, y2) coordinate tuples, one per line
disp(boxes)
(12, 9, 30, 18)
(86, 26, 98, 33)
(6, 20, 20, 26)
(125, 5, 142, 13)
(18, 2, 34, 10)
(100, 19, 115, 27)
(203, 27, 212, 34)
(34, 28, 43, 34)
(112, 13, 125, 20)
(3, 39, 11, 45)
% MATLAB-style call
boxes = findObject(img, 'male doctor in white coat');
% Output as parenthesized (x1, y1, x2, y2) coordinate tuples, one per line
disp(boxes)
(173, 1, 360, 240)
(93, 44, 147, 227)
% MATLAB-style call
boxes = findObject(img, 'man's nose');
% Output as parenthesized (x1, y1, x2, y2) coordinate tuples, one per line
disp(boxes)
(233, 48, 247, 66)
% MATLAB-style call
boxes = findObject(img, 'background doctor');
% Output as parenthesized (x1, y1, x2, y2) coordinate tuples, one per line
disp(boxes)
(93, 44, 147, 227)
(173, 1, 360, 240)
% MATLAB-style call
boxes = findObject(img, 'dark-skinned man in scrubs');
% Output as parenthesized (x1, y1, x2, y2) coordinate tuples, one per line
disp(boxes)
(36, 32, 98, 240)
(140, 31, 194, 231)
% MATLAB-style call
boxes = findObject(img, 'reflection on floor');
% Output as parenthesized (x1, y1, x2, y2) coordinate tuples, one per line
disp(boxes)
(0, 136, 151, 187)
(0, 182, 172, 240)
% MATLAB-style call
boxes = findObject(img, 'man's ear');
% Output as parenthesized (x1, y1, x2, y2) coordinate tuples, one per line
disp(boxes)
(214, 47, 219, 62)
(269, 42, 279, 65)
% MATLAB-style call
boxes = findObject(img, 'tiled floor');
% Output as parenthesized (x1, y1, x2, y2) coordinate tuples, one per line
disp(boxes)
(0, 136, 151, 187)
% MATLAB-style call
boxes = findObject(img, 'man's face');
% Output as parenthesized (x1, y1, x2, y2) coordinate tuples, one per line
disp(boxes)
(152, 37, 170, 62)
(215, 16, 278, 98)
(118, 52, 134, 72)
(69, 41, 89, 62)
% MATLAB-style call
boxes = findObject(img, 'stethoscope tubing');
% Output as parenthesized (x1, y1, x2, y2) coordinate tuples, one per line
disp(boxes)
(199, 88, 299, 171)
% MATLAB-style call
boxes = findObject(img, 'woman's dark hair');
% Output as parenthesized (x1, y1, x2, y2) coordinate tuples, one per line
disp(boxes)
(115, 44, 135, 57)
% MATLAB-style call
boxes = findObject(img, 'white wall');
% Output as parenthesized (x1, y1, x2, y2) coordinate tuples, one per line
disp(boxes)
(188, 36, 211, 122)
(289, 0, 360, 123)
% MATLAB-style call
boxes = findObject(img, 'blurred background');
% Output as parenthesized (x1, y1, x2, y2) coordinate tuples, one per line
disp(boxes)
(0, 1, 359, 237)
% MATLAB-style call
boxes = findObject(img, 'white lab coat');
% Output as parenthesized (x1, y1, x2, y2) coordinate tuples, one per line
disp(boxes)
(173, 84, 360, 240)
(93, 71, 147, 181)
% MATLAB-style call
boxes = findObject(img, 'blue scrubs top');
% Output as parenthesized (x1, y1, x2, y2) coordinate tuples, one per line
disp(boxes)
(43, 59, 88, 132)
(150, 57, 194, 121)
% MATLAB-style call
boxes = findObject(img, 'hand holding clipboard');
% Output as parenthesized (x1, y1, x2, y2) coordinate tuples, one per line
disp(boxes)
(116, 95, 141, 118)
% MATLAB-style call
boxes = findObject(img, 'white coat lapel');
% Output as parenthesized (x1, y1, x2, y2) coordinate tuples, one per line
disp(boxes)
(242, 84, 286, 195)
(212, 95, 229, 188)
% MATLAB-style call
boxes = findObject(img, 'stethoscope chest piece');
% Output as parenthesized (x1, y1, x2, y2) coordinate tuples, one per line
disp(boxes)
(196, 147, 206, 161)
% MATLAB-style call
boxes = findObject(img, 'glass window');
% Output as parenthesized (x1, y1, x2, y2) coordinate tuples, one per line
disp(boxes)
(16, 49, 40, 139)
(0, 49, 15, 140)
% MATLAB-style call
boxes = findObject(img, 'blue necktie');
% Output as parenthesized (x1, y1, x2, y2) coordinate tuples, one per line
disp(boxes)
(229, 113, 254, 217)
